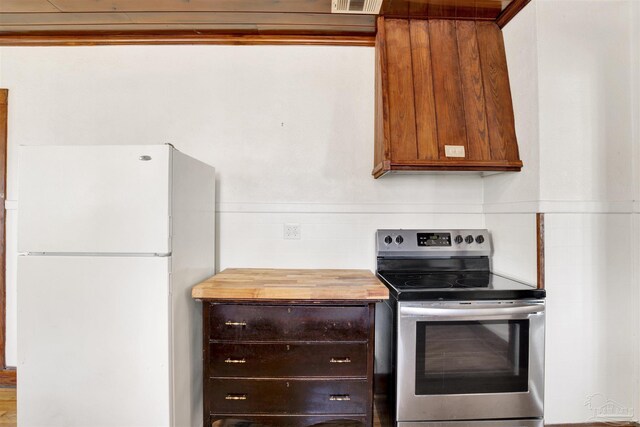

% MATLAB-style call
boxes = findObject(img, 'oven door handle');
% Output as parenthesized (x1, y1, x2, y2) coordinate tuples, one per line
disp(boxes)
(400, 303, 545, 319)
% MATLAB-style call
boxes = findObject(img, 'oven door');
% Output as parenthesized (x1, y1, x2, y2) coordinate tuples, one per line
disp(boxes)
(396, 300, 545, 422)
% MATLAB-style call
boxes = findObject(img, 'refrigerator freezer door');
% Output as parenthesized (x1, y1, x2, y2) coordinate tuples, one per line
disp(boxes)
(18, 145, 171, 254)
(17, 255, 171, 427)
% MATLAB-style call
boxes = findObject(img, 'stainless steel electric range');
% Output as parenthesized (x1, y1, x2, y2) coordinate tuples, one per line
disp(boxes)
(375, 229, 546, 427)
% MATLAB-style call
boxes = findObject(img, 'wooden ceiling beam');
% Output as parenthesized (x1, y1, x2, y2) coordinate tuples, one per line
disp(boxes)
(496, 0, 531, 28)
(0, 31, 376, 47)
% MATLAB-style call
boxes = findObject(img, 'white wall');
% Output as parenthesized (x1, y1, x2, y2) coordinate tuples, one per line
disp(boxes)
(484, 213, 537, 283)
(0, 45, 485, 367)
(544, 213, 637, 422)
(484, 2, 540, 286)
(535, 3, 638, 422)
(632, 0, 640, 418)
(492, 0, 640, 424)
(485, 2, 540, 209)
(538, 0, 634, 207)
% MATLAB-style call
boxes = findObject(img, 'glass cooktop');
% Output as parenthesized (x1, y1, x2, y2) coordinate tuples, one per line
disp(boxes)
(377, 271, 545, 301)
(382, 272, 492, 289)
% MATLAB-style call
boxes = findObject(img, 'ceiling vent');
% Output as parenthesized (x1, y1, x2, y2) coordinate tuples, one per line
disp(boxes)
(331, 0, 383, 14)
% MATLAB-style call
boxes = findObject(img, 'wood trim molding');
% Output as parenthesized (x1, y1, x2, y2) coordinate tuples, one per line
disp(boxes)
(536, 212, 544, 289)
(0, 32, 375, 47)
(496, 0, 531, 28)
(0, 89, 7, 370)
(0, 368, 16, 387)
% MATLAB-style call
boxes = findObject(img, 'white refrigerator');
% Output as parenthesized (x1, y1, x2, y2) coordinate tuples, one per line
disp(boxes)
(17, 145, 215, 427)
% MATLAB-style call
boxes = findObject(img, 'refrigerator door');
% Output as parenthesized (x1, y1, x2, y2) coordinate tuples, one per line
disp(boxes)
(18, 145, 171, 254)
(17, 255, 171, 427)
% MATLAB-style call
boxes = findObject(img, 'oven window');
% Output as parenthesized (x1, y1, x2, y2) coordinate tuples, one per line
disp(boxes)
(415, 320, 529, 395)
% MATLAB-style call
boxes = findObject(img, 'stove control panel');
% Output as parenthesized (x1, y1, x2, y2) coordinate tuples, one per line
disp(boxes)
(417, 232, 451, 247)
(376, 229, 491, 258)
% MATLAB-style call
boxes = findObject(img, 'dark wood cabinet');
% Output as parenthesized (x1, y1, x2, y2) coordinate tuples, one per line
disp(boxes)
(208, 342, 368, 378)
(203, 301, 376, 427)
(208, 304, 369, 342)
(207, 379, 369, 414)
(373, 17, 523, 177)
(210, 415, 367, 427)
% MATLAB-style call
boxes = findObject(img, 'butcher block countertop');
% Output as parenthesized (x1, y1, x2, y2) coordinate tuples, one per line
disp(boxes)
(191, 268, 389, 301)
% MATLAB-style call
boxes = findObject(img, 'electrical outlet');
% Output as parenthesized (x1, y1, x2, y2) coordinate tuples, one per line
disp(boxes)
(444, 145, 466, 158)
(284, 223, 301, 240)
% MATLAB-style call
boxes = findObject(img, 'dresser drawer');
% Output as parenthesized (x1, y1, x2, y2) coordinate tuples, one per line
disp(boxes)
(210, 414, 366, 427)
(207, 379, 368, 415)
(209, 342, 367, 378)
(208, 304, 369, 342)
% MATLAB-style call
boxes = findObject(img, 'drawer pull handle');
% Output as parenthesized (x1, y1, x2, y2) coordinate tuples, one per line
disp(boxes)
(225, 358, 246, 364)
(225, 321, 247, 327)
(330, 394, 351, 401)
(330, 357, 351, 364)
(225, 394, 247, 400)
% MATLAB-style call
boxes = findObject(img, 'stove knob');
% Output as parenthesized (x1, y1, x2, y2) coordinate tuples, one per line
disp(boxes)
(475, 235, 485, 244)
(454, 235, 463, 244)
(395, 235, 404, 244)
(465, 235, 474, 244)
(384, 235, 393, 245)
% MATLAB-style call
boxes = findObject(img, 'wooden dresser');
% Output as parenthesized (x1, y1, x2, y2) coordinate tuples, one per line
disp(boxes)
(192, 268, 389, 427)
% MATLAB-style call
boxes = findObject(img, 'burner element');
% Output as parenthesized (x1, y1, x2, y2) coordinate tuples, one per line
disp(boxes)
(404, 279, 454, 288)
(385, 273, 460, 289)
(455, 278, 490, 288)
(380, 272, 499, 291)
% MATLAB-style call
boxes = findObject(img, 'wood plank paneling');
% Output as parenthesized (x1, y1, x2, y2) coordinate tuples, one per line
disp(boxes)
(382, 0, 509, 20)
(427, 0, 457, 19)
(383, 19, 418, 162)
(372, 17, 522, 177)
(456, 20, 490, 160)
(476, 21, 519, 161)
(428, 19, 468, 158)
(409, 20, 438, 160)
(373, 18, 391, 171)
(407, 1, 429, 18)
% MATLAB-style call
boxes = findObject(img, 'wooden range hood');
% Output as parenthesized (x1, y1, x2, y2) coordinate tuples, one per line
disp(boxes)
(373, 17, 522, 177)
(0, 1, 528, 178)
